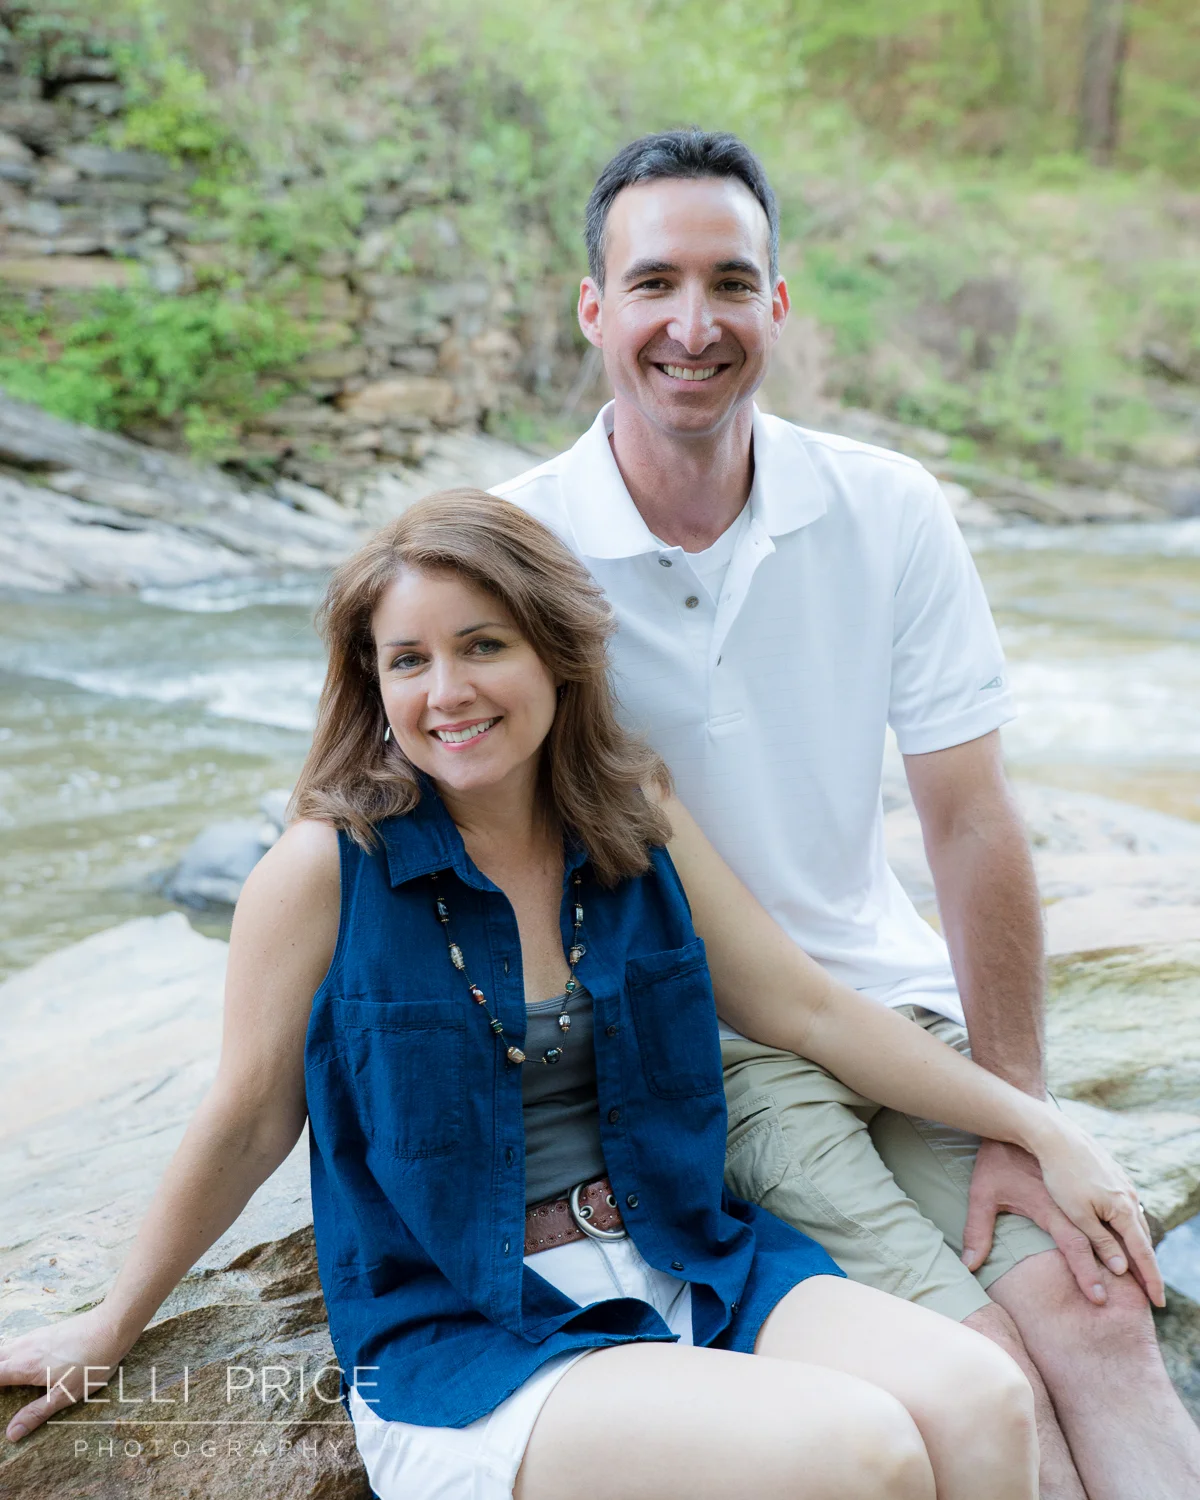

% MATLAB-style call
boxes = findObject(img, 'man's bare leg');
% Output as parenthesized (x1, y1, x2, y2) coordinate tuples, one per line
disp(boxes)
(986, 1249, 1200, 1500)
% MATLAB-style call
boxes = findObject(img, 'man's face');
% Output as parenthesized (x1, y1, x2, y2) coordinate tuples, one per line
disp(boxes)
(578, 175, 788, 440)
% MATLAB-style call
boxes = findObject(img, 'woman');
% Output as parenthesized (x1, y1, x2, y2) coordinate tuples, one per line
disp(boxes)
(1, 491, 1158, 1500)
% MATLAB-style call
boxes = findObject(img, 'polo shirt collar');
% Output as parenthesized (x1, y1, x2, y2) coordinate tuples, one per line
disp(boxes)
(559, 400, 828, 560)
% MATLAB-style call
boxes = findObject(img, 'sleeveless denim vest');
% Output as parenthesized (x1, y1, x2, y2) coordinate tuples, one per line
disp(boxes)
(304, 784, 840, 1427)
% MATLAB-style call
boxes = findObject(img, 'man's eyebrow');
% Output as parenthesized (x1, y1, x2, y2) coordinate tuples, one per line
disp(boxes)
(620, 258, 677, 285)
(380, 622, 503, 649)
(715, 259, 763, 280)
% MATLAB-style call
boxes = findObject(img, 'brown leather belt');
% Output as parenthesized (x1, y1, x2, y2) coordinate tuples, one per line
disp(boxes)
(524, 1174, 627, 1255)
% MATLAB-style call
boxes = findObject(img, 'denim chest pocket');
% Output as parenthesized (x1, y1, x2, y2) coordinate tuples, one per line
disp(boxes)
(625, 938, 724, 1099)
(334, 997, 465, 1159)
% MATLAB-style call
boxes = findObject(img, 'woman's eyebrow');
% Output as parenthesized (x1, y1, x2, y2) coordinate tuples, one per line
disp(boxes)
(381, 621, 503, 648)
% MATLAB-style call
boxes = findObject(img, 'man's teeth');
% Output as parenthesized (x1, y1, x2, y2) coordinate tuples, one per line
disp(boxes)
(663, 364, 719, 381)
(434, 719, 497, 744)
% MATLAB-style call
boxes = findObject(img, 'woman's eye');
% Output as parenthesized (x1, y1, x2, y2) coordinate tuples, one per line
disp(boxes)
(470, 638, 504, 655)
(390, 653, 422, 670)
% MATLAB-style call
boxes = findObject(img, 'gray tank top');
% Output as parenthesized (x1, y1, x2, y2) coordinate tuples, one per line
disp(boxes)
(521, 985, 607, 1206)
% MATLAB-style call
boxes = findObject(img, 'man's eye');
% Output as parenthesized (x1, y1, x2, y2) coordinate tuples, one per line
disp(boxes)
(718, 280, 753, 292)
(634, 279, 669, 291)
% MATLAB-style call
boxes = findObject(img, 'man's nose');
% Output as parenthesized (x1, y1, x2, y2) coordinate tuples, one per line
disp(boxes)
(666, 289, 719, 356)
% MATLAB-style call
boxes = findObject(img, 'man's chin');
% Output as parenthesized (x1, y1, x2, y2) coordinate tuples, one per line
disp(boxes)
(629, 388, 747, 440)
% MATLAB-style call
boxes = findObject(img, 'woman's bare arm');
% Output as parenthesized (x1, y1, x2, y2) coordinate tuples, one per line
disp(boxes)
(1, 819, 340, 1440)
(654, 790, 1161, 1301)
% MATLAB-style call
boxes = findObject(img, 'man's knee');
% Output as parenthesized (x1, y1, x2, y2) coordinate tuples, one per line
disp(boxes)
(1002, 1251, 1161, 1370)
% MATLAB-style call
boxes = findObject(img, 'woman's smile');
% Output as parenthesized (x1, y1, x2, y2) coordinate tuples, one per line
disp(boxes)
(430, 715, 502, 748)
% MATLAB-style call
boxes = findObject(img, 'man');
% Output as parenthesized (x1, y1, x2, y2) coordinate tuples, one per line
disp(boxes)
(493, 130, 1199, 1497)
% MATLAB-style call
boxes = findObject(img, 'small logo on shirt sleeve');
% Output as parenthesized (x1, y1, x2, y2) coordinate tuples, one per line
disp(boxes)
(979, 675, 1005, 691)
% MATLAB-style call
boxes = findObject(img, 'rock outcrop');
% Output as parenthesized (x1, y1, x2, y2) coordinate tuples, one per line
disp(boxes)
(0, 389, 536, 593)
(885, 783, 1200, 1238)
(0, 914, 368, 1498)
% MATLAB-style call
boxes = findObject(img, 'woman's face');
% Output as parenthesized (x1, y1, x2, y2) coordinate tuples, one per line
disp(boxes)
(372, 567, 559, 803)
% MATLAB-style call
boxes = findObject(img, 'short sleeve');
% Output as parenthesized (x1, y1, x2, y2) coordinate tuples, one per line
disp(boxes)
(888, 471, 1016, 755)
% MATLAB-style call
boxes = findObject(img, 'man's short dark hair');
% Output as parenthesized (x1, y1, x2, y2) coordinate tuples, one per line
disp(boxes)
(584, 128, 779, 289)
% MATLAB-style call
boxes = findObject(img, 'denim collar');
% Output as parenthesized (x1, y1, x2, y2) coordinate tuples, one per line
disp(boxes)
(379, 776, 588, 890)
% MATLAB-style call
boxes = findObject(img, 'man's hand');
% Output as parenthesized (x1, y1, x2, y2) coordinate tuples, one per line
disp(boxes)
(963, 1137, 1114, 1305)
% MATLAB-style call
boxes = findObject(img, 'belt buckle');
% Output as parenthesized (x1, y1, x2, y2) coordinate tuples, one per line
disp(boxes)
(568, 1181, 627, 1241)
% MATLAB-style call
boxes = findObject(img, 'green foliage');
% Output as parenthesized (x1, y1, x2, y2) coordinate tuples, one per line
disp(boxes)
(114, 51, 245, 172)
(789, 250, 892, 355)
(0, 286, 309, 460)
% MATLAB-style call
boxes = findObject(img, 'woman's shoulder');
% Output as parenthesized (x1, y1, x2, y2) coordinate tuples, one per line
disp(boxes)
(235, 818, 342, 925)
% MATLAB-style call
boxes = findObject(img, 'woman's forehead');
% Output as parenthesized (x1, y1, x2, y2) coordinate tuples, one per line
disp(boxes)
(371, 565, 512, 636)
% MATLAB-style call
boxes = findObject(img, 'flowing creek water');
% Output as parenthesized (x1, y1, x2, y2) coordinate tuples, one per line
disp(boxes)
(3, 518, 1200, 1286)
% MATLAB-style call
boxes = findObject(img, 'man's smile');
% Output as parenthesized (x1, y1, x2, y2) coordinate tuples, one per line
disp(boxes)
(653, 361, 730, 384)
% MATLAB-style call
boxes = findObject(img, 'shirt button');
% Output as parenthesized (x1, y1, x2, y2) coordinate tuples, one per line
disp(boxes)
(684, 595, 699, 608)
(626, 1193, 639, 1209)
(503, 1238, 510, 1255)
(731, 1301, 739, 1313)
(658, 556, 673, 568)
(671, 1260, 684, 1271)
(505, 1146, 514, 1166)
(608, 1108, 620, 1124)
(605, 1024, 618, 1037)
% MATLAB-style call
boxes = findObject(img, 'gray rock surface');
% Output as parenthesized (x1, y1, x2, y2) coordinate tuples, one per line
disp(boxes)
(0, 391, 361, 591)
(164, 819, 278, 909)
(0, 915, 367, 1498)
(0, 390, 538, 593)
(885, 784, 1200, 1238)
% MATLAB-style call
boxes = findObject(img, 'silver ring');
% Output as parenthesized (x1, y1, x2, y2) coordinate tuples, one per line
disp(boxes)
(568, 1182, 627, 1241)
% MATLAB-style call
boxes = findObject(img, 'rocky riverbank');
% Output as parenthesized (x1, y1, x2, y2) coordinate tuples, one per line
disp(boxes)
(0, 389, 537, 592)
(2, 778, 1199, 1497)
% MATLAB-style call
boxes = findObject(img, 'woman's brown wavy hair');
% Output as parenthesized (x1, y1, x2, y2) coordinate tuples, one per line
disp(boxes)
(289, 488, 672, 885)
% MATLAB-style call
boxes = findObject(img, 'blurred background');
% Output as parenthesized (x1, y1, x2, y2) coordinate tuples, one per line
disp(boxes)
(2, 0, 1198, 968)
(0, 0, 1199, 1322)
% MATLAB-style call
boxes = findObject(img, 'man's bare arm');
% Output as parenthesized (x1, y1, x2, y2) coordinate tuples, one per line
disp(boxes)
(904, 729, 1046, 1098)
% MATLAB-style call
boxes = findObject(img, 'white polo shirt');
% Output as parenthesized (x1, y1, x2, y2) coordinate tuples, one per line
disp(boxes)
(493, 402, 1015, 1034)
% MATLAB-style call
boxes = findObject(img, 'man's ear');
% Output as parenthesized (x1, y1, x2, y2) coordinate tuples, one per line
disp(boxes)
(770, 276, 790, 345)
(578, 277, 604, 349)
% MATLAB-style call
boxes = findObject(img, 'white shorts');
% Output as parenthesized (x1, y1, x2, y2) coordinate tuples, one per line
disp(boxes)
(348, 1234, 693, 1500)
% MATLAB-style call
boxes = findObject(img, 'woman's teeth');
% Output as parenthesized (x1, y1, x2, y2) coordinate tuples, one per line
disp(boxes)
(663, 364, 719, 381)
(434, 718, 498, 744)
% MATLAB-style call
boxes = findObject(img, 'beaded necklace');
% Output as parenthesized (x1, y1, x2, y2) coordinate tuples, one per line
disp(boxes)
(432, 871, 584, 1067)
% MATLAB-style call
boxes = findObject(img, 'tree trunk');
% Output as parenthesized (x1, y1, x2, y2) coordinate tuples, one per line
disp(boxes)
(983, 0, 1046, 108)
(1077, 0, 1130, 164)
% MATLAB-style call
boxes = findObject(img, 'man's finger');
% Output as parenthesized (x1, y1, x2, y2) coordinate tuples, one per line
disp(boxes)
(961, 1191, 1000, 1272)
(1045, 1212, 1108, 1305)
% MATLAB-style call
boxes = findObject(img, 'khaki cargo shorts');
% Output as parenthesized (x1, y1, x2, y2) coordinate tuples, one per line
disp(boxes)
(722, 1005, 1056, 1323)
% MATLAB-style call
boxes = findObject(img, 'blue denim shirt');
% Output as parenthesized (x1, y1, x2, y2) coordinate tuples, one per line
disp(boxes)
(305, 783, 841, 1427)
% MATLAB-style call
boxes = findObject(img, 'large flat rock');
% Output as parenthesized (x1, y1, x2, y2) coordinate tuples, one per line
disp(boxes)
(885, 783, 1200, 1235)
(0, 392, 362, 592)
(0, 915, 368, 1498)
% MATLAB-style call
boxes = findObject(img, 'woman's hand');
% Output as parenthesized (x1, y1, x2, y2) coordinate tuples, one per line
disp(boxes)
(1, 1305, 137, 1443)
(1018, 1106, 1165, 1307)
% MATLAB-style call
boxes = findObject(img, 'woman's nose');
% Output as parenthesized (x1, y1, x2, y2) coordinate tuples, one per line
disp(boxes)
(427, 658, 476, 709)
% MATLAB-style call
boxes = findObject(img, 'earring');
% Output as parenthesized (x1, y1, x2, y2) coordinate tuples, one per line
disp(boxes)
(383, 725, 392, 743)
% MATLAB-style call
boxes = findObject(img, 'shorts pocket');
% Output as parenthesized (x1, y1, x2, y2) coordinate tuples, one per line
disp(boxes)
(336, 997, 465, 1159)
(723, 1093, 789, 1203)
(625, 938, 724, 1099)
